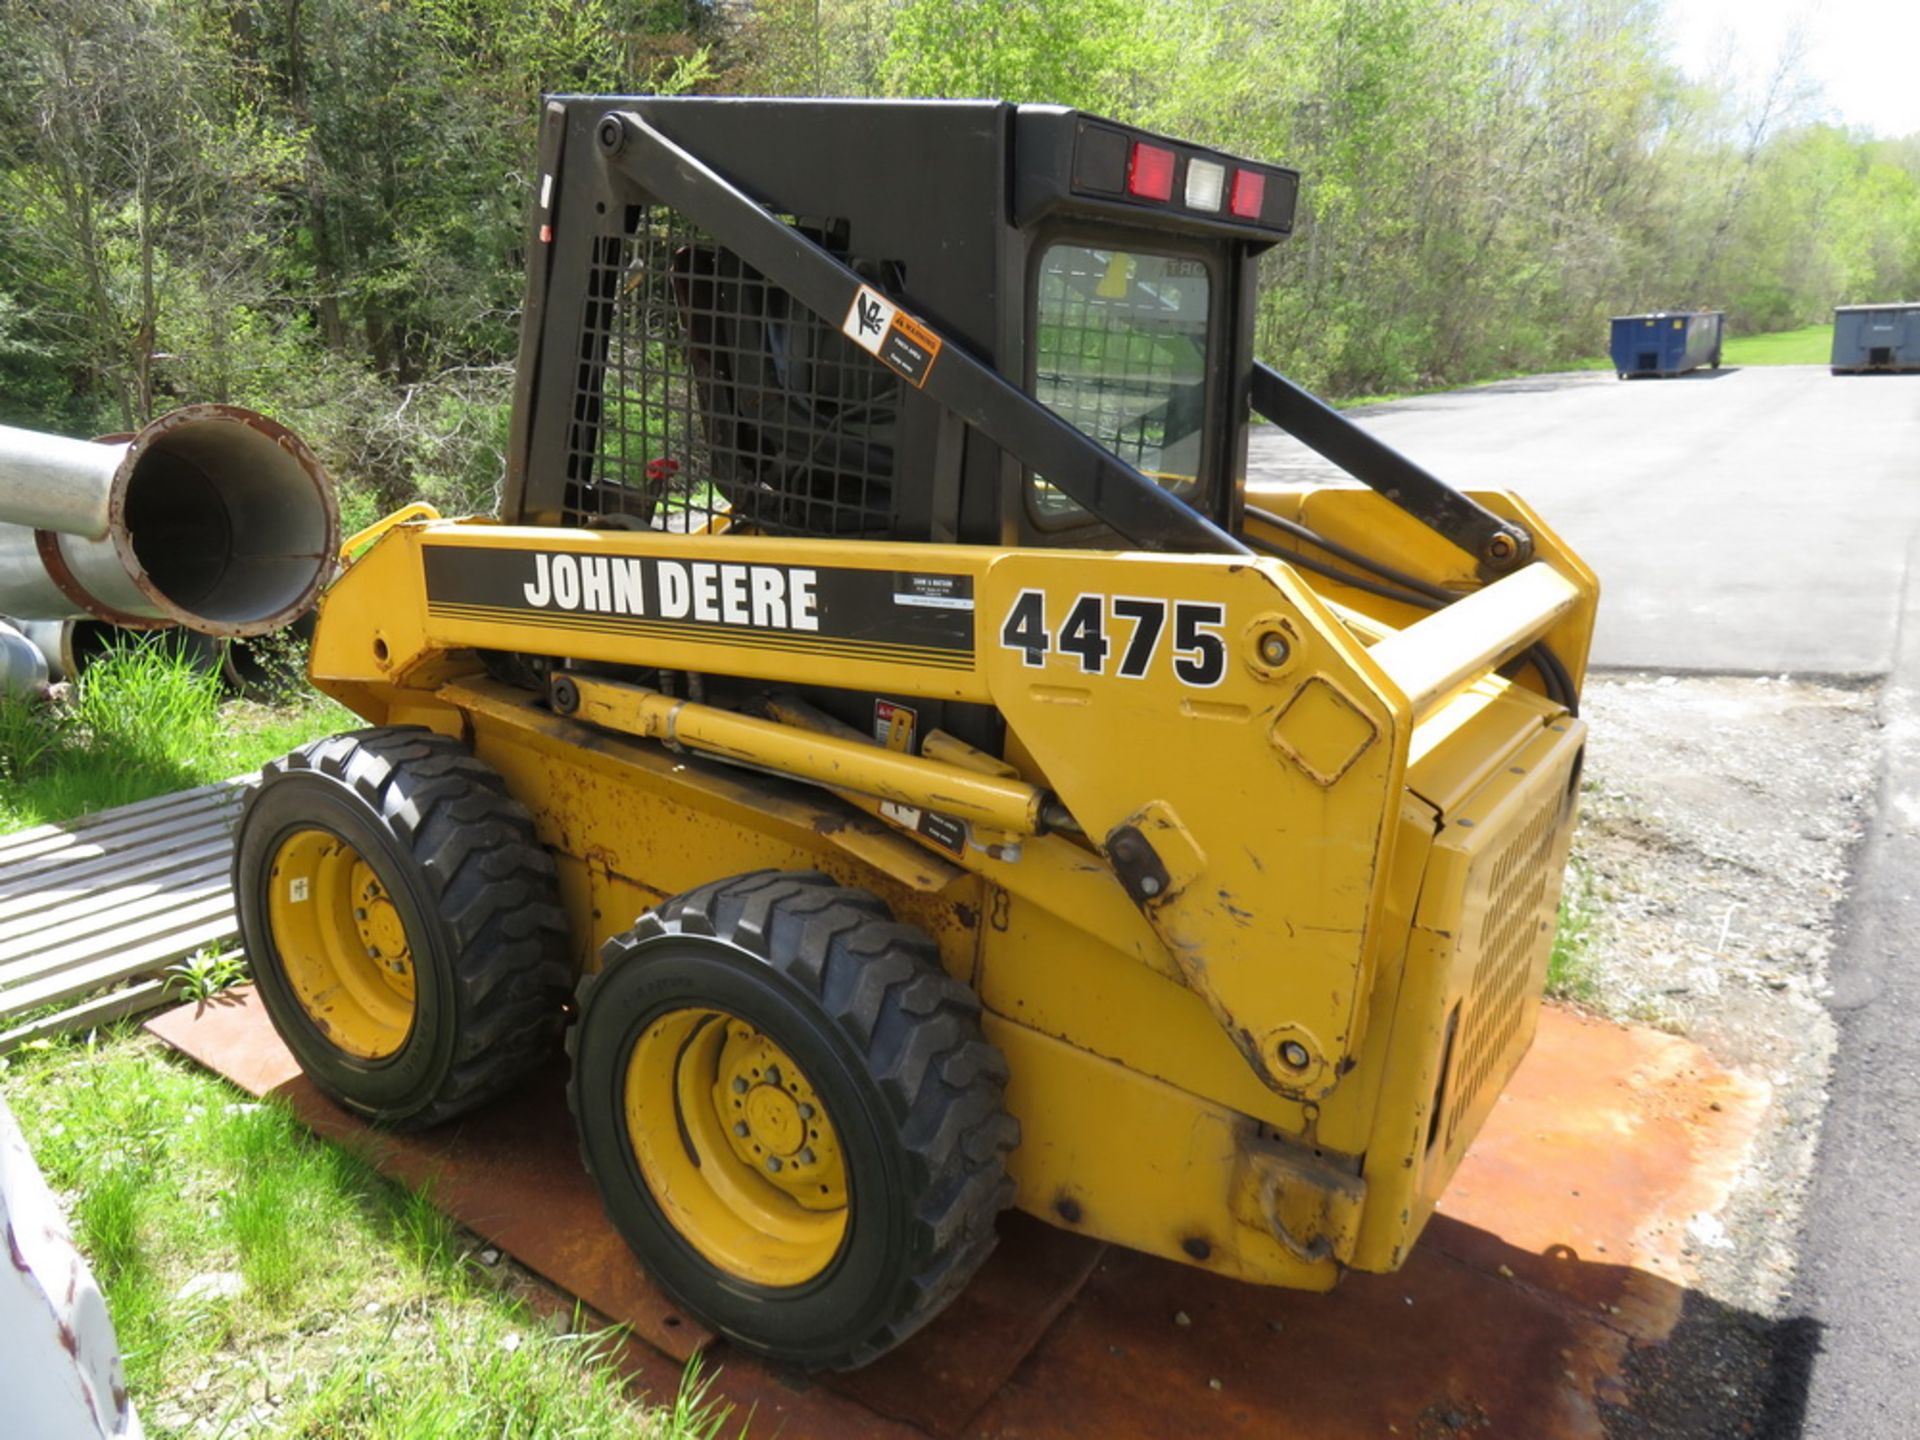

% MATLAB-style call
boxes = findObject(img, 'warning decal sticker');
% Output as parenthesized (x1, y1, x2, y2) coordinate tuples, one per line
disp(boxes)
(842, 284, 944, 389)
(879, 800, 968, 859)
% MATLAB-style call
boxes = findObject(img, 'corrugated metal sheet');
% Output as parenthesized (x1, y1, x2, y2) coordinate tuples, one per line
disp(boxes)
(0, 780, 250, 1051)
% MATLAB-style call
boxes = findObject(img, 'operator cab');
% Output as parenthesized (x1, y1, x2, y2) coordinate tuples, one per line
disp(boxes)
(501, 98, 1298, 552)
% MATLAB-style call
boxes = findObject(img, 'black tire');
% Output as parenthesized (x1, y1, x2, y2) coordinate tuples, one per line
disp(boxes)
(234, 726, 572, 1129)
(568, 869, 1018, 1370)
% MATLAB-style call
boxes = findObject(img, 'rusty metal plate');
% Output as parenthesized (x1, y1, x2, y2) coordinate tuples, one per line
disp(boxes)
(968, 1238, 1635, 1439)
(821, 1212, 1105, 1436)
(1431, 1007, 1771, 1345)
(148, 996, 1772, 1440)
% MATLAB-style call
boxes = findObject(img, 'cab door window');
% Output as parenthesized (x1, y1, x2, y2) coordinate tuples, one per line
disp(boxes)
(1030, 244, 1211, 525)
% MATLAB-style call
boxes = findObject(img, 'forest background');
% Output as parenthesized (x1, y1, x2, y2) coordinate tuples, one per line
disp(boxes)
(2, 0, 1914, 531)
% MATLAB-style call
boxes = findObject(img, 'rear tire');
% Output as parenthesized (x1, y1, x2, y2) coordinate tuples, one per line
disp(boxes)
(569, 869, 1018, 1369)
(234, 727, 572, 1129)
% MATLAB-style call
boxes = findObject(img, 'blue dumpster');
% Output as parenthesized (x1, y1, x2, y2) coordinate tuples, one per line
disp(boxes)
(1610, 311, 1724, 378)
(1831, 303, 1920, 374)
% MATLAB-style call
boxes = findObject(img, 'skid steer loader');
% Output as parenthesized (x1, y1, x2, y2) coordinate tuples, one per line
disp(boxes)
(232, 97, 1597, 1370)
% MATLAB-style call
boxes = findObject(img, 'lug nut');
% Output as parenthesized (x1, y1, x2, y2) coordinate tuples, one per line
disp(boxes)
(766, 1156, 783, 1173)
(763, 1065, 782, 1087)
(797, 1147, 815, 1166)
(797, 1102, 814, 1119)
(734, 1122, 750, 1138)
(731, 1077, 749, 1094)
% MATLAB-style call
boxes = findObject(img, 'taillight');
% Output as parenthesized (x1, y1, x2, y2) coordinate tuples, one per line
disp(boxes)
(1185, 158, 1225, 212)
(1230, 169, 1266, 220)
(1127, 142, 1176, 202)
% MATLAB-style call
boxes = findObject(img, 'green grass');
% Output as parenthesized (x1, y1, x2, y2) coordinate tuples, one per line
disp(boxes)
(1546, 854, 1600, 1004)
(1719, 324, 1833, 366)
(0, 636, 352, 834)
(1309, 326, 1830, 410)
(0, 1031, 732, 1438)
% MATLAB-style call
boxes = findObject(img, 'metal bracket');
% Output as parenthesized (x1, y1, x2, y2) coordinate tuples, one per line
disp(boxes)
(1105, 823, 1174, 906)
(1231, 1130, 1367, 1267)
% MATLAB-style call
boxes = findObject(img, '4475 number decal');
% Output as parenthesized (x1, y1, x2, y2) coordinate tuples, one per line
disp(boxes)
(998, 591, 1227, 688)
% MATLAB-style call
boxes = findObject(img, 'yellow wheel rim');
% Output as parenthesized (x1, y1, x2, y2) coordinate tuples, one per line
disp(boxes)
(266, 828, 418, 1060)
(624, 1008, 849, 1287)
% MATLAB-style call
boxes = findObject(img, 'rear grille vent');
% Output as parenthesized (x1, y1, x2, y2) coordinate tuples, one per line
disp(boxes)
(1443, 796, 1560, 1149)
(564, 205, 899, 539)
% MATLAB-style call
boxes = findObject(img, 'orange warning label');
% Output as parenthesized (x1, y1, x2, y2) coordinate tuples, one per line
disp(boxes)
(881, 310, 942, 388)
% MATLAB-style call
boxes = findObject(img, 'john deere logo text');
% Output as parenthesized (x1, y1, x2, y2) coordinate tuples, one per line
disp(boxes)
(521, 552, 820, 630)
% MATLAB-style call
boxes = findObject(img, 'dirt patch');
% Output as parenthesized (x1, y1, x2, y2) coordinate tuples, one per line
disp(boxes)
(1567, 673, 1877, 1433)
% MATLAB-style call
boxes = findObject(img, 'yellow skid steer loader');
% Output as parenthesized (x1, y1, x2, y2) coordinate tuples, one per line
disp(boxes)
(232, 97, 1597, 1370)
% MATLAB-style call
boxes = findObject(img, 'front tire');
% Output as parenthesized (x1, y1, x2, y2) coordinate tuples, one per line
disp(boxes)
(569, 870, 1018, 1369)
(234, 727, 572, 1129)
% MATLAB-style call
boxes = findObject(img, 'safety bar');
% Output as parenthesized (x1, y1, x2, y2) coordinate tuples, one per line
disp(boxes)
(1366, 563, 1579, 722)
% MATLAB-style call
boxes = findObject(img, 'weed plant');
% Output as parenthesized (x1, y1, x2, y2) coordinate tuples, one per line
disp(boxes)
(1547, 855, 1600, 1004)
(2, 1032, 733, 1437)
(0, 636, 349, 834)
(164, 945, 251, 1003)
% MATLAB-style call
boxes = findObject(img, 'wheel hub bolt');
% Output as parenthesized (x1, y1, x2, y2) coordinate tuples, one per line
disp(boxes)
(734, 1122, 750, 1138)
(766, 1156, 783, 1173)
(798, 1102, 814, 1119)
(763, 1065, 782, 1087)
(796, 1147, 815, 1166)
(732, 1077, 749, 1094)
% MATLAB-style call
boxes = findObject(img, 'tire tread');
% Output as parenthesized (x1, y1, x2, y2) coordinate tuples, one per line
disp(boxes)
(247, 725, 571, 1129)
(577, 868, 1017, 1369)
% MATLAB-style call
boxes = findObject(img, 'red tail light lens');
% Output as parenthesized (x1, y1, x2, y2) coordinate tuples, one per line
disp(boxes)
(1230, 169, 1267, 219)
(1127, 142, 1176, 202)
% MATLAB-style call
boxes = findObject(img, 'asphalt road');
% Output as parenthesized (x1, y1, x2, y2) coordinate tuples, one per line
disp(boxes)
(1257, 362, 1920, 1437)
(1248, 365, 1920, 675)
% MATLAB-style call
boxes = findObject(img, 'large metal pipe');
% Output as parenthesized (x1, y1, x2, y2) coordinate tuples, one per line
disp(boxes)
(7, 617, 118, 685)
(0, 405, 338, 637)
(0, 618, 49, 698)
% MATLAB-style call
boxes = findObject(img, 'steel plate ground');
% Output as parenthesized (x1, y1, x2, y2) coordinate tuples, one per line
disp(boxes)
(146, 991, 1768, 1438)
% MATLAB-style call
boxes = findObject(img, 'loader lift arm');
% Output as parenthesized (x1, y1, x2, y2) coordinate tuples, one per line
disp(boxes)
(592, 107, 1540, 584)
(1247, 364, 1532, 574)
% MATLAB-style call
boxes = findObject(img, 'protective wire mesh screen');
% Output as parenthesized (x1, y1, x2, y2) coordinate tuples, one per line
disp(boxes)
(564, 206, 899, 537)
(1031, 244, 1209, 523)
